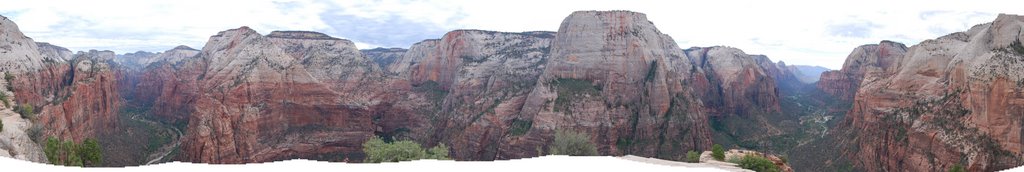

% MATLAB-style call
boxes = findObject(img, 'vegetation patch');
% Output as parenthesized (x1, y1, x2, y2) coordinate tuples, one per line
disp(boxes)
(711, 144, 725, 161)
(1010, 40, 1024, 56)
(686, 150, 700, 163)
(44, 137, 103, 167)
(0, 91, 9, 107)
(615, 137, 633, 153)
(549, 129, 598, 156)
(15, 104, 34, 119)
(507, 119, 532, 136)
(3, 72, 13, 92)
(413, 80, 449, 105)
(550, 78, 601, 113)
(362, 136, 450, 163)
(736, 154, 782, 172)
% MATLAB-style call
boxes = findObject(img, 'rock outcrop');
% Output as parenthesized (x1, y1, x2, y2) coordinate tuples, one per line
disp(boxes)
(816, 41, 908, 102)
(132, 46, 199, 122)
(171, 27, 381, 163)
(2, 15, 122, 144)
(385, 29, 556, 160)
(32, 51, 121, 141)
(685, 47, 782, 116)
(837, 14, 1024, 171)
(515, 10, 712, 160)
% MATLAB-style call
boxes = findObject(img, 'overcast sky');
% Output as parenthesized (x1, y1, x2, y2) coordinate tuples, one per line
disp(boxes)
(0, 0, 1020, 69)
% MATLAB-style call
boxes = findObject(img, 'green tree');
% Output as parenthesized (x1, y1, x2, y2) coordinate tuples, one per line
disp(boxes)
(44, 137, 59, 163)
(43, 137, 99, 167)
(425, 143, 450, 160)
(549, 130, 598, 156)
(362, 136, 450, 163)
(686, 150, 700, 163)
(712, 144, 725, 161)
(79, 138, 103, 166)
(948, 164, 965, 172)
(0, 119, 4, 133)
(737, 154, 781, 172)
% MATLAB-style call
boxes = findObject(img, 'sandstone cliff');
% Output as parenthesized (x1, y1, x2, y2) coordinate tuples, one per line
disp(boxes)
(133, 46, 199, 122)
(515, 10, 712, 160)
(817, 41, 908, 102)
(685, 47, 782, 117)
(836, 14, 1024, 171)
(172, 27, 381, 163)
(2, 15, 121, 143)
(385, 29, 556, 160)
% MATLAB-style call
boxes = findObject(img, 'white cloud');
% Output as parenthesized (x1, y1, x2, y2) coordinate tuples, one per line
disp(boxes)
(1, 0, 1022, 69)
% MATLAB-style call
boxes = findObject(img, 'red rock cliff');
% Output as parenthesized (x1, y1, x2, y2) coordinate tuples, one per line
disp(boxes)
(837, 14, 1024, 171)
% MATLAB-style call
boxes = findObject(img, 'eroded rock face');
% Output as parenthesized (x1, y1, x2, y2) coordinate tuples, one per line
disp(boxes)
(515, 10, 712, 160)
(0, 16, 45, 74)
(133, 46, 199, 122)
(837, 14, 1024, 171)
(33, 51, 121, 141)
(173, 27, 379, 163)
(383, 30, 556, 160)
(817, 41, 908, 102)
(2, 15, 122, 144)
(685, 47, 781, 116)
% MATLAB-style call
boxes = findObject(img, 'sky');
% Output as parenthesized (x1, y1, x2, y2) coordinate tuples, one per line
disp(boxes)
(0, 0, 1020, 69)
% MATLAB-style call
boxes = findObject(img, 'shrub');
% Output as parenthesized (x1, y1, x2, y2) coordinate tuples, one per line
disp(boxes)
(737, 154, 781, 172)
(0, 119, 4, 133)
(549, 130, 598, 156)
(425, 143, 450, 160)
(508, 119, 532, 136)
(712, 144, 725, 161)
(0, 91, 9, 107)
(16, 104, 33, 119)
(79, 139, 102, 166)
(948, 164, 965, 172)
(362, 136, 450, 163)
(686, 150, 700, 163)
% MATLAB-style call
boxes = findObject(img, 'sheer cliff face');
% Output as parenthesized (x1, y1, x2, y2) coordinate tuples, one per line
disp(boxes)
(685, 47, 782, 116)
(35, 51, 121, 141)
(839, 14, 1024, 171)
(1, 15, 122, 143)
(516, 11, 712, 159)
(134, 46, 199, 122)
